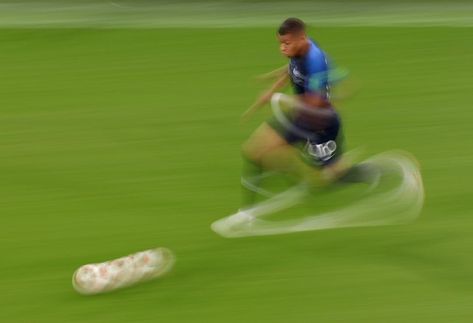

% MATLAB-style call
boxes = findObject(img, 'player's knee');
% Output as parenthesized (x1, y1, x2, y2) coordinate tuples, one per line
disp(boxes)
(241, 141, 262, 164)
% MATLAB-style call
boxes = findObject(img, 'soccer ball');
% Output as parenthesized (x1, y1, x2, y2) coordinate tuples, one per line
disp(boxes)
(72, 248, 175, 295)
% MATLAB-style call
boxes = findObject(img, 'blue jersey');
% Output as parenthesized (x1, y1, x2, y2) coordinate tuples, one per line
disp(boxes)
(288, 39, 330, 99)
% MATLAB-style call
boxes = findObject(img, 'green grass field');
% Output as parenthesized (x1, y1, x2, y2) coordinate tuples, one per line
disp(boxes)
(1, 18, 473, 323)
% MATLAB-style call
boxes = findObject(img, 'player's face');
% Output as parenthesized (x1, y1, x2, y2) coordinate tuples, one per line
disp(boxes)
(278, 32, 306, 58)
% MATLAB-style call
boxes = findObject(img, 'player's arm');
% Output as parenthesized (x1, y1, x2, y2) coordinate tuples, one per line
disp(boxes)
(255, 65, 288, 81)
(241, 72, 289, 121)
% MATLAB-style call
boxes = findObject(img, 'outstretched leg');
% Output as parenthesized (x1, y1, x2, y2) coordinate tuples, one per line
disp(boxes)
(241, 123, 288, 207)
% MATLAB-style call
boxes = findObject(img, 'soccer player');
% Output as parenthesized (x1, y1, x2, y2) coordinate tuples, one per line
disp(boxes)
(240, 18, 349, 207)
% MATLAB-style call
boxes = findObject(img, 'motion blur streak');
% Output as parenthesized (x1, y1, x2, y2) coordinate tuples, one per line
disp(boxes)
(212, 151, 424, 237)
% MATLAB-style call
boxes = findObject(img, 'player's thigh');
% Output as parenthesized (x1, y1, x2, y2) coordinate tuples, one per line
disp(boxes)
(242, 123, 289, 162)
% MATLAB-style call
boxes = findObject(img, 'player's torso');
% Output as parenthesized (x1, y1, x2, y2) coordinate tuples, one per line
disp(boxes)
(288, 58, 309, 93)
(288, 40, 330, 96)
(288, 41, 339, 165)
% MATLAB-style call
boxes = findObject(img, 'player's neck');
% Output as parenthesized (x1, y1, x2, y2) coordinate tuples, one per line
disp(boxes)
(297, 39, 311, 57)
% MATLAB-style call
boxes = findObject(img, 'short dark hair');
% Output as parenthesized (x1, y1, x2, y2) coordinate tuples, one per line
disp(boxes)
(278, 18, 306, 35)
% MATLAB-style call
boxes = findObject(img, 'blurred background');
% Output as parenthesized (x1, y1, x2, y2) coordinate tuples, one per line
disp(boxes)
(1, 0, 472, 322)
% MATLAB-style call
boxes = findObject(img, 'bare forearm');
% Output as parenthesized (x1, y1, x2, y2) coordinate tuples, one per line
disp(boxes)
(257, 65, 288, 81)
(242, 73, 290, 121)
(269, 72, 289, 92)
(253, 73, 289, 108)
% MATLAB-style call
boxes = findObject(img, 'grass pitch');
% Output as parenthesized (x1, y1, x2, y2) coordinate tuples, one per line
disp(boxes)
(0, 23, 472, 322)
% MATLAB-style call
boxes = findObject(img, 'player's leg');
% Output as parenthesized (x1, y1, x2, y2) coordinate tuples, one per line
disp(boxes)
(241, 123, 289, 207)
(337, 162, 381, 186)
(242, 122, 288, 164)
(259, 142, 320, 182)
(242, 122, 324, 195)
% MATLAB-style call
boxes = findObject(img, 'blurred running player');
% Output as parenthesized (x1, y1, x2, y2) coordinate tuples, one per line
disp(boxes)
(240, 18, 349, 207)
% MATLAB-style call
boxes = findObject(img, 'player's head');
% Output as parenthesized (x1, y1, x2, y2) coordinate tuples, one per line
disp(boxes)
(277, 18, 308, 58)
